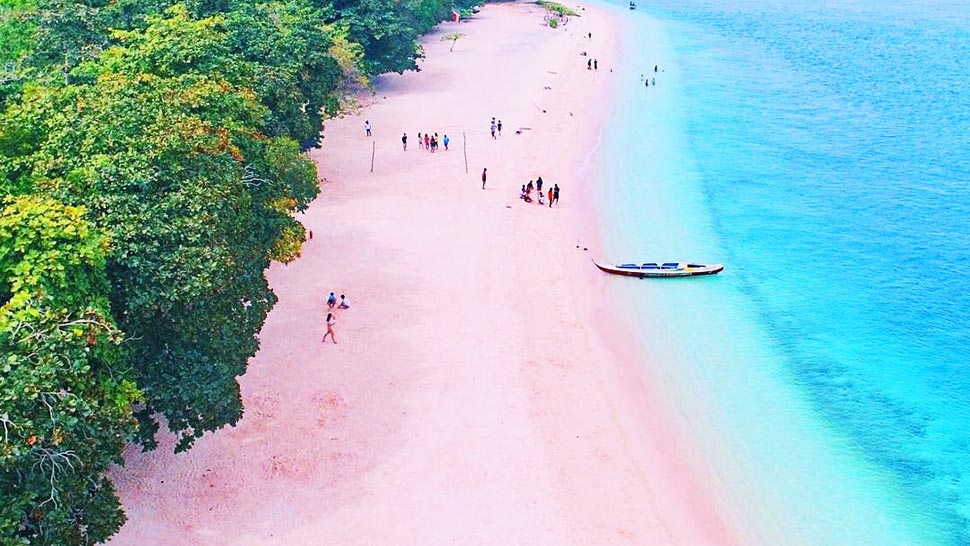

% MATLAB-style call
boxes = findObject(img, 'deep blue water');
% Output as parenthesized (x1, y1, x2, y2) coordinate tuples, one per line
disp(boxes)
(596, 0, 970, 543)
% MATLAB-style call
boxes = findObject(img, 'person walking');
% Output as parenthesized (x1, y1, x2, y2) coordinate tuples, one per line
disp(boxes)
(481, 168, 487, 189)
(417, 132, 424, 150)
(327, 292, 337, 309)
(365, 120, 371, 137)
(402, 132, 407, 151)
(497, 120, 503, 136)
(553, 184, 560, 205)
(490, 118, 497, 139)
(321, 313, 337, 344)
(424, 133, 430, 150)
(548, 187, 554, 208)
(443, 134, 450, 150)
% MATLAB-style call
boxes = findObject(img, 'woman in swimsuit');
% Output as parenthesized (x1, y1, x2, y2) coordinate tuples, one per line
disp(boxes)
(322, 313, 337, 344)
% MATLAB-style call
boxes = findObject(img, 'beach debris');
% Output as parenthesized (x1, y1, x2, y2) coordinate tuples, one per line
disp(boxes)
(544, 86, 552, 90)
(547, 71, 558, 74)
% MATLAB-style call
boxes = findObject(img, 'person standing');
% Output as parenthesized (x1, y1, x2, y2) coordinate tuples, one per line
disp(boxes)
(424, 133, 430, 150)
(443, 134, 450, 150)
(497, 120, 503, 136)
(536, 176, 543, 193)
(654, 64, 658, 72)
(417, 132, 423, 150)
(481, 168, 487, 189)
(548, 187, 554, 208)
(321, 313, 337, 344)
(553, 184, 560, 205)
(587, 58, 592, 70)
(402, 133, 407, 151)
(490, 118, 497, 139)
(365, 120, 371, 137)
(594, 59, 598, 70)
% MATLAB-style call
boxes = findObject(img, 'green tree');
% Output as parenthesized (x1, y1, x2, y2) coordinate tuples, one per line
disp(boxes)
(0, 8, 318, 451)
(222, 1, 343, 148)
(0, 195, 141, 545)
(327, 0, 421, 74)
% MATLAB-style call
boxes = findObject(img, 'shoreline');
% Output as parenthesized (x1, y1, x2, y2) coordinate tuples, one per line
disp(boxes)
(107, 3, 737, 544)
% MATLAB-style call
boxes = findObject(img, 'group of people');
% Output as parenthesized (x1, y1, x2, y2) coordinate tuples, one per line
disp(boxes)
(490, 117, 503, 139)
(322, 292, 351, 344)
(641, 64, 660, 87)
(407, 132, 449, 152)
(520, 176, 560, 207)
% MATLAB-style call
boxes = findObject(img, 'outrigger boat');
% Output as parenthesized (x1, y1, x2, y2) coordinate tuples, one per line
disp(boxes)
(593, 260, 724, 278)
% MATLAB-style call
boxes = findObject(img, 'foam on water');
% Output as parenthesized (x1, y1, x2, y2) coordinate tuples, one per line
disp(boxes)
(593, 0, 970, 543)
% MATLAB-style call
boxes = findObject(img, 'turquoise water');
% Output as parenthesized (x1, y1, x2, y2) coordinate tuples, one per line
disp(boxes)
(595, 0, 970, 544)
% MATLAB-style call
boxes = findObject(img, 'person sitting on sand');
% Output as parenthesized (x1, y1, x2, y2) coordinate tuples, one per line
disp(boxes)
(327, 292, 337, 309)
(338, 294, 351, 309)
(322, 313, 337, 344)
(537, 191, 545, 205)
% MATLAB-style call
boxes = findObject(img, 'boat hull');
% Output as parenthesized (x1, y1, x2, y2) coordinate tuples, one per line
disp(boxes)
(593, 261, 724, 278)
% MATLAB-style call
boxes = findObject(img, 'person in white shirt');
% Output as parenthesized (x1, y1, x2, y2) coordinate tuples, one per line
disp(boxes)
(338, 294, 351, 309)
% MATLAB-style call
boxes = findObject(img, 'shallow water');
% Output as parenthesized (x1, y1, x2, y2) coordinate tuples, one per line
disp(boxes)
(594, 0, 970, 543)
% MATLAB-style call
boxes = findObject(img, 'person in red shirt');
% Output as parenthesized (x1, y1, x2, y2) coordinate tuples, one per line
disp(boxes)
(481, 168, 487, 189)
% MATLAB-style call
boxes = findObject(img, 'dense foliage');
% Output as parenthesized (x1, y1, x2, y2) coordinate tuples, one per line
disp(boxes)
(0, 0, 481, 543)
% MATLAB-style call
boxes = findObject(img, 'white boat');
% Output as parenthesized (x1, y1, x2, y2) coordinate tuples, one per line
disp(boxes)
(593, 260, 724, 278)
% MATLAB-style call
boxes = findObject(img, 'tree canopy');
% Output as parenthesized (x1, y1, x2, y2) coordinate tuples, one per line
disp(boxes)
(0, 0, 483, 543)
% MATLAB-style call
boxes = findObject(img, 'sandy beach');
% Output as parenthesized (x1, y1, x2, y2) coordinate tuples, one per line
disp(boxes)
(108, 3, 736, 544)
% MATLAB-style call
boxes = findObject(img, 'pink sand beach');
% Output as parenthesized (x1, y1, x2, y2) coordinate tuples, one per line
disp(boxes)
(108, 3, 738, 544)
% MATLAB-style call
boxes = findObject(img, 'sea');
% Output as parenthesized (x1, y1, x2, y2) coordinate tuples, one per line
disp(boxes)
(593, 0, 970, 543)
